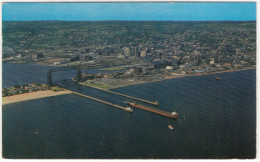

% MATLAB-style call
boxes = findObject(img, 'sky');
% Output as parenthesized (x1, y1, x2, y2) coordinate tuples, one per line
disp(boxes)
(2, 2, 256, 21)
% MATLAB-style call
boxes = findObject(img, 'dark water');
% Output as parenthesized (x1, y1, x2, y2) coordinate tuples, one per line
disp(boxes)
(2, 63, 120, 88)
(2, 63, 256, 159)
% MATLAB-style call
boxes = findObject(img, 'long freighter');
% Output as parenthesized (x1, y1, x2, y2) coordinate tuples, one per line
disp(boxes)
(128, 101, 178, 119)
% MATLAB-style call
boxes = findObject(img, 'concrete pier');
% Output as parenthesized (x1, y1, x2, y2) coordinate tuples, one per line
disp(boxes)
(79, 83, 159, 106)
(68, 90, 133, 112)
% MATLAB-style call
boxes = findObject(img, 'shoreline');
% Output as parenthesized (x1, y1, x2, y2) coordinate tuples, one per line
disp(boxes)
(2, 67, 255, 105)
(2, 90, 72, 105)
(193, 67, 256, 76)
(109, 67, 256, 89)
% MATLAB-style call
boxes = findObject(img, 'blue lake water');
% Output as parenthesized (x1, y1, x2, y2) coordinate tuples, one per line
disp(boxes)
(2, 63, 256, 159)
(2, 63, 120, 88)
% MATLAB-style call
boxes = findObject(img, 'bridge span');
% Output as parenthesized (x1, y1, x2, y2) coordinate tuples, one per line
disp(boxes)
(47, 65, 159, 106)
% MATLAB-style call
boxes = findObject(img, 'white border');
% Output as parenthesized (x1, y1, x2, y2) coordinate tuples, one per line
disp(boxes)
(0, 0, 258, 161)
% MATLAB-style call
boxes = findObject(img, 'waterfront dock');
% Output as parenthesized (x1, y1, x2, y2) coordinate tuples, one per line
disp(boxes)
(128, 102, 178, 119)
(79, 83, 159, 105)
(69, 90, 133, 112)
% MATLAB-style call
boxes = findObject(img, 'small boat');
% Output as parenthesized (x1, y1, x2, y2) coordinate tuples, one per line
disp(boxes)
(216, 77, 221, 80)
(168, 125, 174, 129)
(125, 106, 133, 112)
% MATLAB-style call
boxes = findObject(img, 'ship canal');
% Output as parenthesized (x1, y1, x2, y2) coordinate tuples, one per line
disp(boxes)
(64, 82, 177, 119)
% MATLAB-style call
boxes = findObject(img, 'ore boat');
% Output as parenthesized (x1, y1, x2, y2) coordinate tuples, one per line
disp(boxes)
(128, 101, 178, 119)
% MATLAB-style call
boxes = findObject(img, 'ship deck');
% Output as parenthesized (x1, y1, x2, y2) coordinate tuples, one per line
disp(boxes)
(128, 102, 178, 119)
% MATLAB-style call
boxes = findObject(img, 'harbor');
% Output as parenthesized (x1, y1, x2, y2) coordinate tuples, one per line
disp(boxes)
(68, 90, 133, 112)
(79, 82, 159, 105)
(67, 87, 177, 119)
(2, 68, 256, 159)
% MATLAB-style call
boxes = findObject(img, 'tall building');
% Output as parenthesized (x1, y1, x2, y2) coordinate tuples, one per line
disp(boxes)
(122, 47, 130, 56)
(136, 52, 141, 59)
(140, 50, 147, 57)
(210, 58, 215, 65)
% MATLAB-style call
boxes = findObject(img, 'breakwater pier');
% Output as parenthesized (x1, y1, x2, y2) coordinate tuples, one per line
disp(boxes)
(79, 83, 159, 105)
(65, 86, 177, 119)
(68, 90, 133, 112)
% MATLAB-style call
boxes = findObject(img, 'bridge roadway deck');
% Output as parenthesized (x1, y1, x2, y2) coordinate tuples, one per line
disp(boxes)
(78, 83, 159, 106)
(67, 89, 129, 111)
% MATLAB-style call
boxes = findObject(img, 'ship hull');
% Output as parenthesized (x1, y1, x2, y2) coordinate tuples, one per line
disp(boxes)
(128, 102, 178, 119)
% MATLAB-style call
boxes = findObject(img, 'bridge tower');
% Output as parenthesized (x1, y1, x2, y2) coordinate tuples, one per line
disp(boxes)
(75, 65, 83, 81)
(47, 71, 52, 86)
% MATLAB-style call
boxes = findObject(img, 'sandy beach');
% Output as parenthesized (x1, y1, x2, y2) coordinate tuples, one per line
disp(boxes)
(2, 90, 72, 105)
